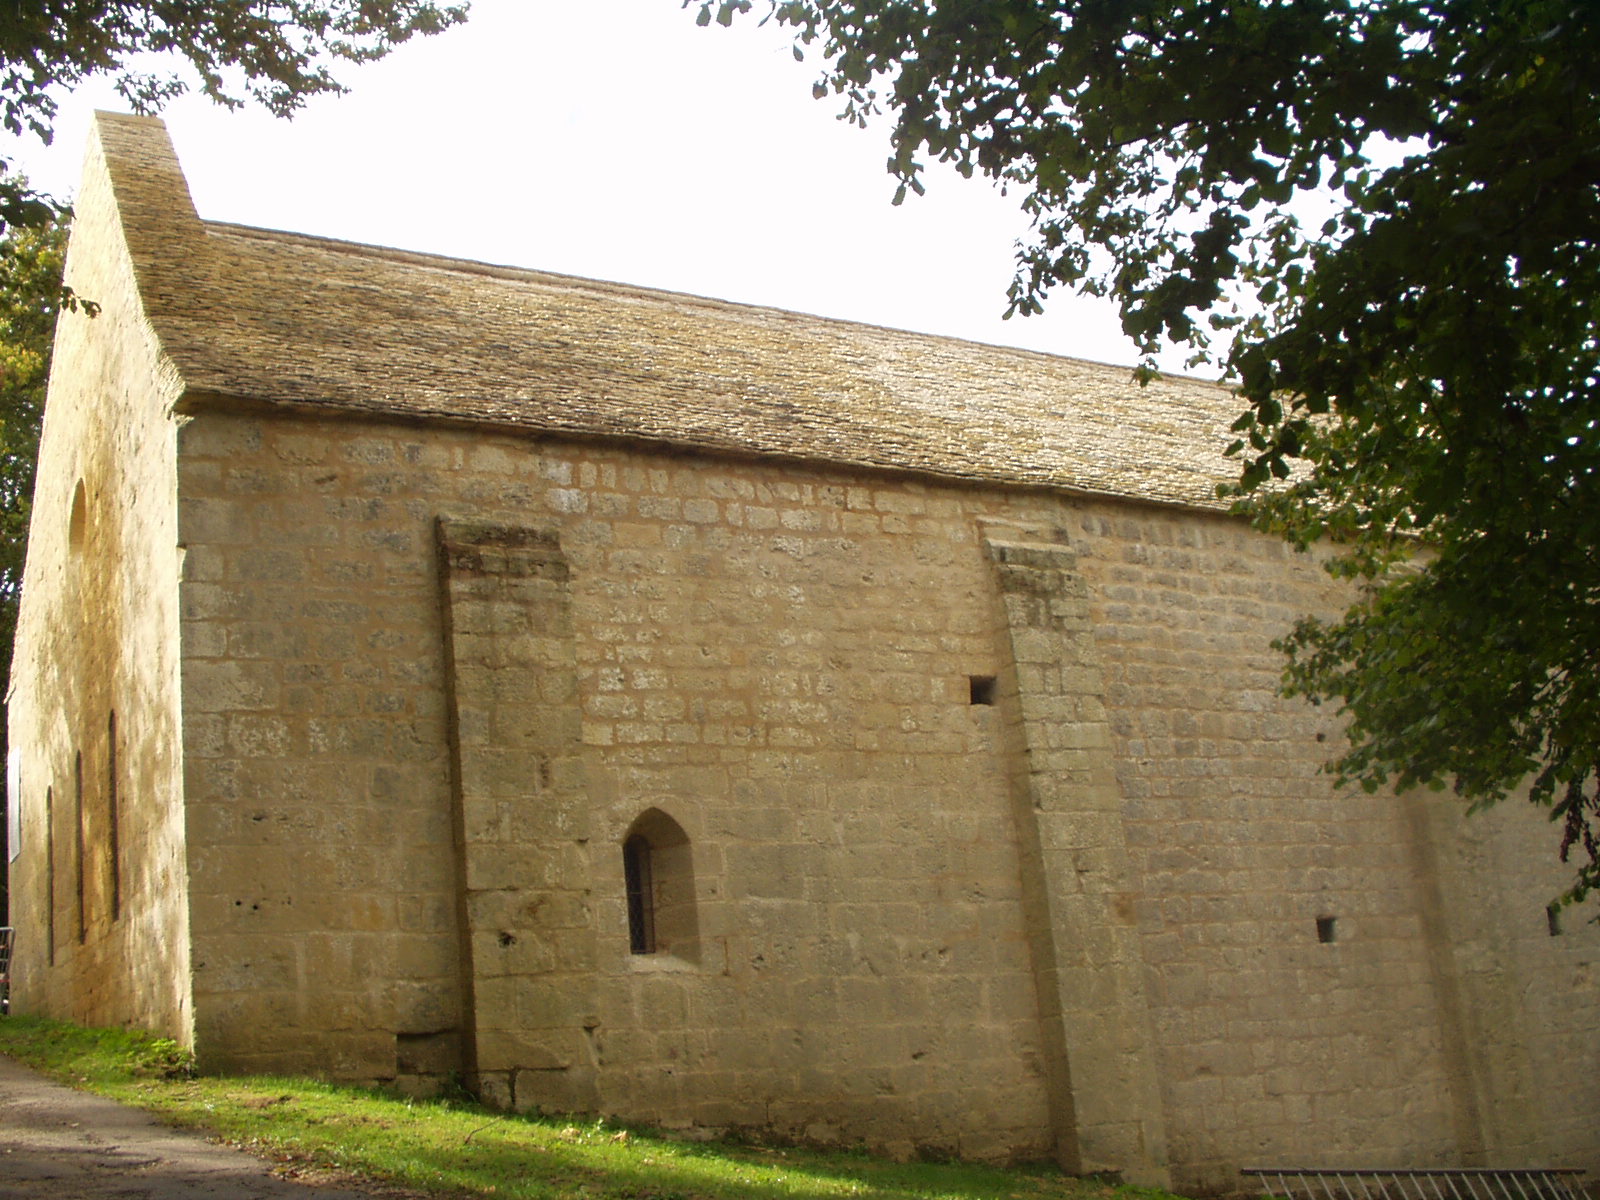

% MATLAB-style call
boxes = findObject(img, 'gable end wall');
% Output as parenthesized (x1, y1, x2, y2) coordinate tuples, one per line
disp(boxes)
(5, 122, 193, 1038)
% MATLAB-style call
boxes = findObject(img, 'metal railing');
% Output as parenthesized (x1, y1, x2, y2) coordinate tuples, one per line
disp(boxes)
(1244, 1168, 1588, 1200)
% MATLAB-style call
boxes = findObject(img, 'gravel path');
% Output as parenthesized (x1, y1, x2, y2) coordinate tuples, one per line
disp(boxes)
(0, 1055, 431, 1200)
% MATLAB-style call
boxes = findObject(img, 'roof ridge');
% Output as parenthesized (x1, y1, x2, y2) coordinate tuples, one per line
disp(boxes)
(201, 220, 1222, 387)
(83, 114, 1246, 511)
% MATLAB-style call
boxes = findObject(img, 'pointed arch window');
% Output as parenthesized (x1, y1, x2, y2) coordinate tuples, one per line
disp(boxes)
(621, 809, 698, 961)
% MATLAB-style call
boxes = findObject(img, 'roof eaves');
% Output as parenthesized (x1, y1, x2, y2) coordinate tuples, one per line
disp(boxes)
(172, 385, 1238, 517)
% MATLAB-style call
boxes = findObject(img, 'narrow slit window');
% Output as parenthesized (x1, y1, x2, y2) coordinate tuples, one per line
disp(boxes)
(1547, 904, 1563, 937)
(6, 747, 20, 863)
(45, 785, 55, 965)
(74, 751, 85, 944)
(624, 834, 656, 955)
(107, 711, 120, 921)
(68, 479, 86, 552)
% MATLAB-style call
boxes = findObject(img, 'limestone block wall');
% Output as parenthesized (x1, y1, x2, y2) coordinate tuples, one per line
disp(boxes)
(1062, 504, 1600, 1192)
(435, 518, 595, 1111)
(979, 524, 1168, 1180)
(175, 411, 458, 1080)
(5, 131, 192, 1036)
(174, 407, 1055, 1161)
(1415, 793, 1600, 1168)
(171, 402, 1600, 1184)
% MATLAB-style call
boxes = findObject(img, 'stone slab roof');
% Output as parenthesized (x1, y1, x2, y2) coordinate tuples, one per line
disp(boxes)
(92, 111, 1244, 509)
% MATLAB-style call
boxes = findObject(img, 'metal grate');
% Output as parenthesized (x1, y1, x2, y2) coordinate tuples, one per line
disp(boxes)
(0, 926, 12, 1014)
(1244, 1168, 1588, 1200)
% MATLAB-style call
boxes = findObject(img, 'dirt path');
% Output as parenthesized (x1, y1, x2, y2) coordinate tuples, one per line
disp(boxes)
(0, 1055, 432, 1200)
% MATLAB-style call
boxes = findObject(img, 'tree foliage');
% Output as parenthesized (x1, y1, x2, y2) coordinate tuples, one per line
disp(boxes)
(0, 213, 71, 917)
(0, 216, 72, 676)
(0, 1, 468, 236)
(695, 0, 1600, 904)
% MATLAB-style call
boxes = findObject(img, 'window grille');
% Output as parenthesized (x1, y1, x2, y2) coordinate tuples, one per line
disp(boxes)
(1244, 1167, 1586, 1200)
(0, 926, 13, 1014)
(623, 834, 656, 955)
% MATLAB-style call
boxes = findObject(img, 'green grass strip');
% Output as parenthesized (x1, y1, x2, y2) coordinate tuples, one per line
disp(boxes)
(0, 1015, 1191, 1200)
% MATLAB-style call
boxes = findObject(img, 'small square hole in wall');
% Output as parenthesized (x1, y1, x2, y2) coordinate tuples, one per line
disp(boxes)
(969, 675, 997, 706)
(1316, 916, 1338, 944)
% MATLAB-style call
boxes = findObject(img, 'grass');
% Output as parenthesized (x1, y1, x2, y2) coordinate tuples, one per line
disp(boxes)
(0, 1015, 1192, 1200)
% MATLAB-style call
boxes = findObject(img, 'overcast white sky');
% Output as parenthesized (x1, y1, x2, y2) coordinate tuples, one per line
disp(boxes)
(4, 0, 1196, 374)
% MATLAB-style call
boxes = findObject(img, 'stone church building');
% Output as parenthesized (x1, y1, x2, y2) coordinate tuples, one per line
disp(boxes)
(6, 113, 1597, 1193)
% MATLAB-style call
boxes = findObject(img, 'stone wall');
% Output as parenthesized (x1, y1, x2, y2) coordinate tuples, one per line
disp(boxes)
(1063, 503, 1600, 1188)
(174, 410, 1059, 1164)
(1412, 792, 1600, 1169)
(1070, 506, 1455, 1186)
(170, 403, 1600, 1189)
(5, 130, 193, 1037)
